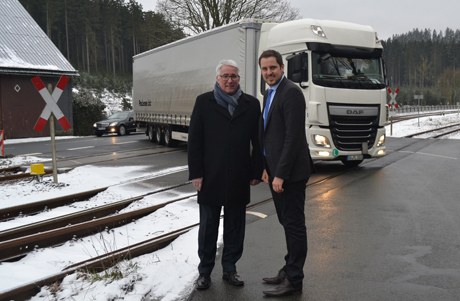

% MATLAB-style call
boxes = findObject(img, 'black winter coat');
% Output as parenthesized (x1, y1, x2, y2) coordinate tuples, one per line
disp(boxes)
(188, 91, 263, 208)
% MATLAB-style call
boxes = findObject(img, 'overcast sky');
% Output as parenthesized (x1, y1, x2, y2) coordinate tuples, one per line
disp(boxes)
(136, 0, 459, 40)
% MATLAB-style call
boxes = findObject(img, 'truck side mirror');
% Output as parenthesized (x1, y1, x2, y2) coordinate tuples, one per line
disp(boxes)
(382, 58, 389, 87)
(292, 73, 302, 82)
(287, 53, 308, 87)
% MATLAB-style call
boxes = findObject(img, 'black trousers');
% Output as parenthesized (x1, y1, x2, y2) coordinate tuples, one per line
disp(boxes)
(270, 179, 308, 288)
(198, 204, 246, 275)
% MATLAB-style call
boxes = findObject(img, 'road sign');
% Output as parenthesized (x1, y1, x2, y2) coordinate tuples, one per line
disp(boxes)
(32, 76, 71, 132)
(388, 88, 400, 109)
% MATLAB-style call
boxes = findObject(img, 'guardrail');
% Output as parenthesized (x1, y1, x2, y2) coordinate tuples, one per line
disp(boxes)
(391, 104, 460, 114)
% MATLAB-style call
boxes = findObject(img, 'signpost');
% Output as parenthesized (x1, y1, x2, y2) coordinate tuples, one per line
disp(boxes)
(32, 75, 71, 183)
(414, 95, 424, 127)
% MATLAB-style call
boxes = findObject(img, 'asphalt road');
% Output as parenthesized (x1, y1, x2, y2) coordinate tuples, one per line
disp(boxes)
(190, 138, 460, 301)
(3, 131, 153, 158)
(4, 136, 460, 300)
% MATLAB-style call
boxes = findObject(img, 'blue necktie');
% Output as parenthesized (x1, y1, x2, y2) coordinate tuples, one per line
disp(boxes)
(264, 88, 274, 129)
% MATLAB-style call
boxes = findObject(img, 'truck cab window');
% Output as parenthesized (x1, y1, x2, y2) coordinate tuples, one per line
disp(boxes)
(312, 52, 385, 90)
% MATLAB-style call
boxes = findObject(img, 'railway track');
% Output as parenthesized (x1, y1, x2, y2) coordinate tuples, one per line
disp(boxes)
(0, 159, 365, 300)
(0, 145, 184, 182)
(0, 132, 445, 300)
(402, 122, 460, 139)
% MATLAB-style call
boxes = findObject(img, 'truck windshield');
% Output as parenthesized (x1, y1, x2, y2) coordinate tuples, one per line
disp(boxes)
(312, 52, 385, 90)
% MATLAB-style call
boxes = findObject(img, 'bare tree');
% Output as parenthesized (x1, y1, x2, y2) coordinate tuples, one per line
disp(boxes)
(157, 0, 300, 34)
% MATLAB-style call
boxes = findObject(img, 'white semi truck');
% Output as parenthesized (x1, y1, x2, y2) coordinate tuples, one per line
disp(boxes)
(133, 18, 388, 166)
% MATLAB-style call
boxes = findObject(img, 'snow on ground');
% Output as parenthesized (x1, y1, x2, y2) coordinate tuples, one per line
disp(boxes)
(1, 112, 460, 300)
(387, 111, 460, 138)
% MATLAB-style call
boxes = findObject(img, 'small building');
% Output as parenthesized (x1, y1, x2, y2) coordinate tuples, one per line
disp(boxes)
(0, 0, 78, 139)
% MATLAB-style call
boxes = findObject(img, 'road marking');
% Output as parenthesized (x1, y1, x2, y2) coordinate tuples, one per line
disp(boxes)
(67, 146, 95, 150)
(416, 152, 457, 160)
(246, 211, 267, 218)
(18, 153, 42, 156)
(399, 150, 457, 160)
(114, 141, 139, 145)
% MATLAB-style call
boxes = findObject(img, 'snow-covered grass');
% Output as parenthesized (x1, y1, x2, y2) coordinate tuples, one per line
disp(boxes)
(386, 111, 460, 138)
(0, 163, 206, 301)
(1, 112, 460, 300)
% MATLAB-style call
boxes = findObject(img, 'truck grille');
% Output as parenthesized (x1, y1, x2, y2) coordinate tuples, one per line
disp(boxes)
(328, 104, 380, 151)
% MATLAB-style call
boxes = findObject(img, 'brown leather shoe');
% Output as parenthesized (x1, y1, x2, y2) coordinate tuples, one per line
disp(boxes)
(262, 269, 287, 284)
(263, 278, 302, 297)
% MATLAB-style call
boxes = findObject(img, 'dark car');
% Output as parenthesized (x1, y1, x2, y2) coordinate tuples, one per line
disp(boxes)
(93, 111, 137, 136)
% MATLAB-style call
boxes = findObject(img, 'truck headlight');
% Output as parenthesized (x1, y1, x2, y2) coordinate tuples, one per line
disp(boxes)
(93, 123, 97, 127)
(109, 122, 118, 127)
(377, 134, 385, 147)
(313, 135, 331, 148)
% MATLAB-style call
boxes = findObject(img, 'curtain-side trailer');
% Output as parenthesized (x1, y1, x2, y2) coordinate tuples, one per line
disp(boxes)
(133, 18, 388, 166)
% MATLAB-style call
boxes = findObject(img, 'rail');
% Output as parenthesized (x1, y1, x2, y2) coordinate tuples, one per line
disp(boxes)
(0, 161, 367, 300)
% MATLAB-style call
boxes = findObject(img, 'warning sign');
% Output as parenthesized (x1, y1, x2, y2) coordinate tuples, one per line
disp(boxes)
(32, 76, 71, 132)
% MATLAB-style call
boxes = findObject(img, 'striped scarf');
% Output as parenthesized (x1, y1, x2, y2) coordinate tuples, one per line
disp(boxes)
(213, 82, 242, 116)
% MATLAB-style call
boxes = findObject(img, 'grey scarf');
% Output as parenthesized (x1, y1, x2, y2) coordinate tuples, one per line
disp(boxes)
(213, 82, 242, 116)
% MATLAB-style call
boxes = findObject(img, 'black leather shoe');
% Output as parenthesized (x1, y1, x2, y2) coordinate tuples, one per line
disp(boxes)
(262, 269, 287, 284)
(263, 278, 302, 296)
(222, 271, 244, 286)
(196, 274, 211, 290)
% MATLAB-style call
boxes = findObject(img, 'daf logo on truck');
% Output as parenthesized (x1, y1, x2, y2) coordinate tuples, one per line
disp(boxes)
(133, 18, 387, 166)
(347, 110, 364, 115)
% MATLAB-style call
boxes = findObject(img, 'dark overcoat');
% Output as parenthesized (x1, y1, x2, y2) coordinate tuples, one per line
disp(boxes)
(188, 91, 263, 208)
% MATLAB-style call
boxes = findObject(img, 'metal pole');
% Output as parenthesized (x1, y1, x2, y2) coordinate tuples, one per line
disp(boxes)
(418, 98, 420, 127)
(47, 84, 58, 183)
(390, 116, 393, 136)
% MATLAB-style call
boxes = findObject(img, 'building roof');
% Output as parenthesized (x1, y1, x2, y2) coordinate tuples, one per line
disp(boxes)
(0, 0, 78, 76)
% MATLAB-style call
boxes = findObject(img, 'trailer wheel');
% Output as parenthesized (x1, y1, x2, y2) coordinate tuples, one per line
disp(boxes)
(164, 126, 178, 147)
(341, 159, 363, 167)
(148, 125, 156, 143)
(155, 126, 164, 145)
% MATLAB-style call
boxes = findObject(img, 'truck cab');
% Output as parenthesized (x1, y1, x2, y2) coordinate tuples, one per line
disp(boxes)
(260, 19, 388, 166)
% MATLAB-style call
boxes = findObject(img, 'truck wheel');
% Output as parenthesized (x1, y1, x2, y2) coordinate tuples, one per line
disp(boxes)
(341, 159, 363, 167)
(164, 126, 178, 147)
(155, 126, 164, 145)
(148, 125, 156, 143)
(118, 125, 126, 136)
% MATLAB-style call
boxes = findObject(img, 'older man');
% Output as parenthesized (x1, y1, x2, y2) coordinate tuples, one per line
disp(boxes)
(188, 59, 262, 290)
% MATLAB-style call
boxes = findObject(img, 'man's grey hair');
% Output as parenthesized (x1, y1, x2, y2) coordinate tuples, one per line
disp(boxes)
(216, 59, 239, 76)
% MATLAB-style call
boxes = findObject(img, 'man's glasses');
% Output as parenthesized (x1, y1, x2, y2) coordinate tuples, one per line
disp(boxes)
(219, 74, 240, 81)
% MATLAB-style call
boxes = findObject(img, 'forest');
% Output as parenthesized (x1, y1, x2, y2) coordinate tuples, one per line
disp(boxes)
(19, 0, 460, 107)
(383, 28, 460, 106)
(19, 0, 185, 79)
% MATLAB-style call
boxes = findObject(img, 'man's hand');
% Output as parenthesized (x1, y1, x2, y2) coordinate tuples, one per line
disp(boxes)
(262, 169, 269, 184)
(272, 177, 284, 193)
(192, 177, 203, 191)
(250, 179, 260, 186)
